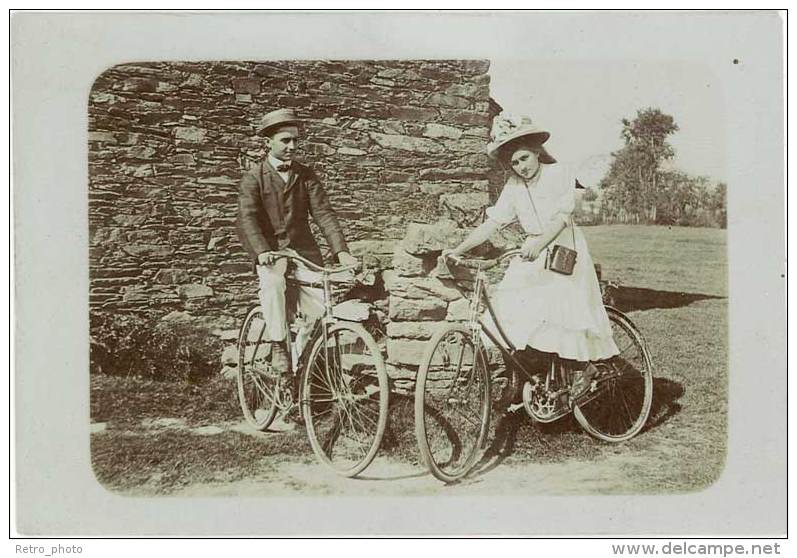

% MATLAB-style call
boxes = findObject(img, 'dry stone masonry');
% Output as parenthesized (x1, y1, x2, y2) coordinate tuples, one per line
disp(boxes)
(384, 195, 522, 391)
(88, 60, 497, 332)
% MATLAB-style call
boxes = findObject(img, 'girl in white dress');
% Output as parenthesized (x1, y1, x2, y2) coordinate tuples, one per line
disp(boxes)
(443, 114, 619, 396)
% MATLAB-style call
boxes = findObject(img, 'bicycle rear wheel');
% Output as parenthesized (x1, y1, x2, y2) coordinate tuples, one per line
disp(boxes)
(300, 321, 389, 477)
(573, 307, 653, 442)
(414, 324, 491, 483)
(236, 306, 279, 431)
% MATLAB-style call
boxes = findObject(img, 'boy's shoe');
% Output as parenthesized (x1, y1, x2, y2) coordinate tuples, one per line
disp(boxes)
(268, 411, 297, 433)
(570, 363, 600, 400)
(269, 404, 304, 433)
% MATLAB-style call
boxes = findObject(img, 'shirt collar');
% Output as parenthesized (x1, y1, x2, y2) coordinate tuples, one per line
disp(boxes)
(267, 153, 291, 172)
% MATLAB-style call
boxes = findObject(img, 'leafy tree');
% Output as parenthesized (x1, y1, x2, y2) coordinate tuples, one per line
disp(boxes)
(600, 108, 679, 223)
(659, 171, 705, 224)
(711, 182, 727, 227)
(581, 187, 598, 202)
(655, 170, 689, 224)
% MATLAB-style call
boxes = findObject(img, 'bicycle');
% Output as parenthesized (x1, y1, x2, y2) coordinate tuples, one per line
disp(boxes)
(236, 251, 389, 477)
(414, 249, 654, 483)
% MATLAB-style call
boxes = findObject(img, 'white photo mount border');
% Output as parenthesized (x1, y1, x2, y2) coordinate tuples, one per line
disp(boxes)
(12, 11, 786, 536)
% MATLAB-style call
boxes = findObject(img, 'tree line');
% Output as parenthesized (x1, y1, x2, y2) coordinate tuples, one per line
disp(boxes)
(579, 108, 726, 228)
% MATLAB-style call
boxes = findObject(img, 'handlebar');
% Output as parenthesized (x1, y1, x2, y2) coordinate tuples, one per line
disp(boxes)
(497, 248, 523, 264)
(441, 248, 524, 271)
(258, 250, 360, 274)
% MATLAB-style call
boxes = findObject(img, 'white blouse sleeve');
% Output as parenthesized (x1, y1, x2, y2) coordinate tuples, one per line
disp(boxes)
(485, 183, 517, 227)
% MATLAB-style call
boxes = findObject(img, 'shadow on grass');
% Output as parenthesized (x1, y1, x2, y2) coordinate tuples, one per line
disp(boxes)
(467, 375, 685, 482)
(356, 470, 428, 482)
(343, 392, 430, 481)
(606, 285, 725, 313)
(379, 393, 421, 460)
(645, 377, 684, 430)
(372, 373, 685, 484)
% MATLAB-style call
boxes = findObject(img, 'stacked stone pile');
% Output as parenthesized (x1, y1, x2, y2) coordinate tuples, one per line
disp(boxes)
(384, 192, 521, 392)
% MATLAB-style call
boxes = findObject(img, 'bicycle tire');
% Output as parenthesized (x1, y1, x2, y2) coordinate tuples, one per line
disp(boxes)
(300, 321, 389, 477)
(414, 323, 491, 483)
(236, 306, 280, 431)
(573, 307, 654, 442)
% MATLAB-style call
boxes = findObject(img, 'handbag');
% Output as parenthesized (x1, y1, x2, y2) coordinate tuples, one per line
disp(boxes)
(546, 240, 578, 275)
(524, 182, 578, 275)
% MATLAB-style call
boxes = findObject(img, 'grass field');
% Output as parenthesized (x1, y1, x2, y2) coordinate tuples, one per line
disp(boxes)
(510, 225, 729, 492)
(586, 225, 727, 297)
(90, 225, 728, 495)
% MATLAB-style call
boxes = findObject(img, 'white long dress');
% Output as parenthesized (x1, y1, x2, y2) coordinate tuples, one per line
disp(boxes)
(481, 164, 619, 362)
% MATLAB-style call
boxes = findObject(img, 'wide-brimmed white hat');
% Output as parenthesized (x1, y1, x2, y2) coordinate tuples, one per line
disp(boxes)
(486, 112, 556, 163)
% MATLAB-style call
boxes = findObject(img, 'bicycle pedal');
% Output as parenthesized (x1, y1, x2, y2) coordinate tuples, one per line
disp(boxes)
(361, 385, 380, 397)
(507, 402, 525, 413)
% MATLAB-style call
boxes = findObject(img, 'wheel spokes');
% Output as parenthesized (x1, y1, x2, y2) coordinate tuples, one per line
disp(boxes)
(574, 312, 653, 440)
(420, 330, 488, 478)
(303, 324, 387, 475)
(237, 310, 281, 429)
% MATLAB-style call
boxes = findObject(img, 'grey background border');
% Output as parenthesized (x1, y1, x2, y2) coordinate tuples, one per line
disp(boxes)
(12, 11, 786, 536)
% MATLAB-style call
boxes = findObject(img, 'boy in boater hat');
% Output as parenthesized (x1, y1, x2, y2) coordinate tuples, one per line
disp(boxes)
(236, 108, 357, 428)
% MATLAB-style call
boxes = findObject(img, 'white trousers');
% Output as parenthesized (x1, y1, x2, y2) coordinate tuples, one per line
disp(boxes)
(255, 250, 326, 343)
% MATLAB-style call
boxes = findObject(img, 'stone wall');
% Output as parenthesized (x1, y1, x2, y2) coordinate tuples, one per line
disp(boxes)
(88, 60, 495, 328)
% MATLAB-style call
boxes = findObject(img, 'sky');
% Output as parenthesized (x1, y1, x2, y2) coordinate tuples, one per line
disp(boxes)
(489, 60, 727, 188)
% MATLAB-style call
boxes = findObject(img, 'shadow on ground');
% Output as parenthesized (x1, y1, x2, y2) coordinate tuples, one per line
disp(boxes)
(606, 285, 725, 313)
(378, 393, 421, 461)
(469, 375, 685, 482)
(374, 317, 688, 483)
(645, 377, 684, 430)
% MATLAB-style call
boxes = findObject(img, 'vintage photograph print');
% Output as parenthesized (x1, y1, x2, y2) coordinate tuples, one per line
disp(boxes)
(87, 57, 727, 496)
(14, 10, 785, 537)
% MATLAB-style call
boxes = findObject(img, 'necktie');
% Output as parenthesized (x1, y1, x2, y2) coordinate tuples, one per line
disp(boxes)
(276, 163, 290, 172)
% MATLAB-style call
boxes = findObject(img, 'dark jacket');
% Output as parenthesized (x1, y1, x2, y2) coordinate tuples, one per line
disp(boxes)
(236, 160, 349, 266)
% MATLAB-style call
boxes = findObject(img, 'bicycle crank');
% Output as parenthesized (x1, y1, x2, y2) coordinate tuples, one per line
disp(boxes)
(522, 379, 570, 423)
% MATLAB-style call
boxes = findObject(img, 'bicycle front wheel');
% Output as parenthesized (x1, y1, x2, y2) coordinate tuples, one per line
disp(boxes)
(300, 321, 389, 477)
(414, 324, 491, 483)
(573, 307, 654, 442)
(236, 306, 279, 431)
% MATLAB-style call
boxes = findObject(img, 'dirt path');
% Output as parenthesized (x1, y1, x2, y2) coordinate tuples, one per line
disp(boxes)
(173, 452, 645, 497)
(108, 417, 649, 497)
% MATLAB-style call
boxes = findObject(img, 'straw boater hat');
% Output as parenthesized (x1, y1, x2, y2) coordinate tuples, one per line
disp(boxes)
(486, 112, 556, 164)
(256, 108, 301, 136)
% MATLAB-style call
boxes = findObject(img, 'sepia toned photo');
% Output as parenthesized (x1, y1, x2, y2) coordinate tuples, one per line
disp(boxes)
(87, 57, 726, 496)
(14, 11, 785, 536)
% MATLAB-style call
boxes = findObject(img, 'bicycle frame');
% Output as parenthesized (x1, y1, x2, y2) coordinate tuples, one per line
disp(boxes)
(447, 254, 648, 412)
(445, 251, 546, 385)
(416, 252, 654, 472)
(257, 251, 361, 396)
(244, 252, 356, 410)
